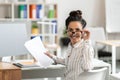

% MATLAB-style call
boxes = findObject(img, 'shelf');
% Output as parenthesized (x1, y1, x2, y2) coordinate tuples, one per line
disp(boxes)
(42, 18, 57, 21)
(13, 18, 28, 21)
(13, 2, 28, 5)
(0, 18, 12, 21)
(0, 3, 11, 5)
(29, 19, 42, 21)
(0, 2, 57, 20)
(37, 21, 56, 25)
(0, 1, 60, 57)
(31, 34, 57, 36)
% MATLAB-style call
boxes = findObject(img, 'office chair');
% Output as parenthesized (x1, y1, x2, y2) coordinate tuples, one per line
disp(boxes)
(79, 67, 107, 80)
(88, 27, 111, 62)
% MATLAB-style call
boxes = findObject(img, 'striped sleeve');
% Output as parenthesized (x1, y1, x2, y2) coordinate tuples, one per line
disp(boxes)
(81, 40, 94, 71)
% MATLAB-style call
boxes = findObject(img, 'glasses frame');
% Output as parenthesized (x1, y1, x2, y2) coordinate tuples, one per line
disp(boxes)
(66, 28, 83, 33)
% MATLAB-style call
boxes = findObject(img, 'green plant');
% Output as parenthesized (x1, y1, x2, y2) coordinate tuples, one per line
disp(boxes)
(60, 28, 70, 46)
(32, 23, 38, 29)
(63, 28, 67, 37)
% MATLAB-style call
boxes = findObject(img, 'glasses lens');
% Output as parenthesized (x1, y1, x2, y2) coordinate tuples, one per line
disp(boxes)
(67, 28, 82, 33)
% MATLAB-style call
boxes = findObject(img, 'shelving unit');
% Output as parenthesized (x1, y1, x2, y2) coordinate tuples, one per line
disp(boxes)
(36, 21, 59, 56)
(29, 3, 59, 56)
(0, 1, 60, 57)
(0, 3, 12, 20)
(0, 2, 57, 19)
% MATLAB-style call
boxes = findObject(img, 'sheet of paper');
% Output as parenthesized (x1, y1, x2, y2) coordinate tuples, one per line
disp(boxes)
(24, 37, 54, 68)
(111, 42, 120, 44)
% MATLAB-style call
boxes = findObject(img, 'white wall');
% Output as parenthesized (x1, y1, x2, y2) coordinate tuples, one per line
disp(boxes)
(57, 0, 105, 36)
(54, 0, 120, 59)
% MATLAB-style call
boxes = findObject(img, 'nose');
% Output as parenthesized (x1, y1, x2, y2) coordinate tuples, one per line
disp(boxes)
(72, 31, 75, 34)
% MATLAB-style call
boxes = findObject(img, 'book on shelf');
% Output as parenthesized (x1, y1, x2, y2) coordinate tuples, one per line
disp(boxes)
(54, 5, 57, 18)
(51, 20, 57, 34)
(29, 4, 36, 19)
(29, 4, 43, 19)
(48, 5, 55, 18)
(36, 5, 43, 19)
(18, 5, 27, 18)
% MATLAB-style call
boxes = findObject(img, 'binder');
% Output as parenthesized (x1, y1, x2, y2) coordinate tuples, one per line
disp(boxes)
(48, 5, 55, 18)
(29, 4, 36, 19)
(36, 5, 42, 19)
(52, 20, 57, 33)
(18, 5, 27, 18)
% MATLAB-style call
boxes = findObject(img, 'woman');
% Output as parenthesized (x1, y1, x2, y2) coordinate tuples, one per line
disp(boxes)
(45, 10, 94, 80)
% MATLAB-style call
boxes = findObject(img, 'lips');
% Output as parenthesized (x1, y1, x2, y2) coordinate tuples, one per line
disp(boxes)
(70, 34, 79, 39)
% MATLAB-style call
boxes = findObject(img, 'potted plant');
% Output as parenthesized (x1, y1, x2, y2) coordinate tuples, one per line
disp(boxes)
(31, 23, 39, 35)
(60, 28, 70, 46)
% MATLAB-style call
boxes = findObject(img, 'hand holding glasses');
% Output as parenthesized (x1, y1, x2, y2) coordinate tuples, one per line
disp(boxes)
(82, 29, 90, 40)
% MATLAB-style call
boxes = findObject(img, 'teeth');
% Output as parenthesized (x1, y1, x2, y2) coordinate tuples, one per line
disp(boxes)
(72, 35, 76, 37)
(72, 34, 76, 36)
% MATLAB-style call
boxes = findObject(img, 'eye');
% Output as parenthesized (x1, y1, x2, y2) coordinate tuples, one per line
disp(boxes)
(67, 28, 73, 32)
(76, 28, 82, 32)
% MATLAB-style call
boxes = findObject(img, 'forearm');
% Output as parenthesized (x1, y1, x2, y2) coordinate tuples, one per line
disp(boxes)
(45, 51, 65, 65)
(51, 55, 65, 65)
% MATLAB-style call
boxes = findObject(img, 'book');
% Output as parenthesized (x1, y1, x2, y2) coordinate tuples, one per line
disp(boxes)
(23, 5, 27, 18)
(48, 5, 55, 18)
(13, 60, 40, 68)
(36, 5, 43, 19)
(52, 20, 57, 34)
(18, 5, 27, 18)
(29, 4, 36, 19)
(54, 5, 57, 18)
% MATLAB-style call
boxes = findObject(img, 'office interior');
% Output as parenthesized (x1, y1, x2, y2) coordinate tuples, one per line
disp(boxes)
(0, 0, 120, 80)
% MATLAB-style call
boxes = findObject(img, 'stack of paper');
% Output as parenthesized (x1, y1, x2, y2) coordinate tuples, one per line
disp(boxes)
(24, 37, 54, 68)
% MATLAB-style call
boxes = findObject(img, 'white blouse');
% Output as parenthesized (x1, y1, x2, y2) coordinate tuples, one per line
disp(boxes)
(52, 40, 94, 80)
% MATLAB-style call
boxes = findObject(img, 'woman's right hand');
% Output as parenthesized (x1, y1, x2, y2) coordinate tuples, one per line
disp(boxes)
(82, 29, 90, 40)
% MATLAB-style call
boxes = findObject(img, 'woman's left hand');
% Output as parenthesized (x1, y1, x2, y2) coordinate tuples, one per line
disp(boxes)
(82, 29, 90, 40)
(44, 51, 53, 58)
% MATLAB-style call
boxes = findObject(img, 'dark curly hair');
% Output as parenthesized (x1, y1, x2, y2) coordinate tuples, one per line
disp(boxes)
(65, 10, 87, 29)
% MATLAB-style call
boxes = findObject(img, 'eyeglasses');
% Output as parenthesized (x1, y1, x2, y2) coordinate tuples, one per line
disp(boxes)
(67, 28, 82, 33)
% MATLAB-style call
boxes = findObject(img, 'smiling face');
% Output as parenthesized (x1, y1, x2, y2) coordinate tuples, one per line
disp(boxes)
(67, 21, 83, 45)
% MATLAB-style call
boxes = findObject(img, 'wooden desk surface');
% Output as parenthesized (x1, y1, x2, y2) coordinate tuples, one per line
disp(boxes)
(0, 62, 21, 80)
(0, 62, 20, 70)
(96, 40, 120, 47)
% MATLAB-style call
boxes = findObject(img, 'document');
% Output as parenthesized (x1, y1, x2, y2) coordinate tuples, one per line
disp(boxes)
(24, 37, 54, 68)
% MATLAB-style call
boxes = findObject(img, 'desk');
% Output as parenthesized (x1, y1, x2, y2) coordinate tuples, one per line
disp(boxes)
(22, 64, 65, 80)
(21, 59, 111, 80)
(96, 40, 120, 73)
(110, 72, 120, 80)
(0, 62, 21, 80)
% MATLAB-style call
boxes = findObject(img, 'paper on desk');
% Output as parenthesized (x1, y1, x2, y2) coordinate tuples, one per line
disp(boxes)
(24, 37, 54, 68)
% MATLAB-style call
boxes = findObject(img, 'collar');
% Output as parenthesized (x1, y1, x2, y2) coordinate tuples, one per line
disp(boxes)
(68, 39, 83, 48)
